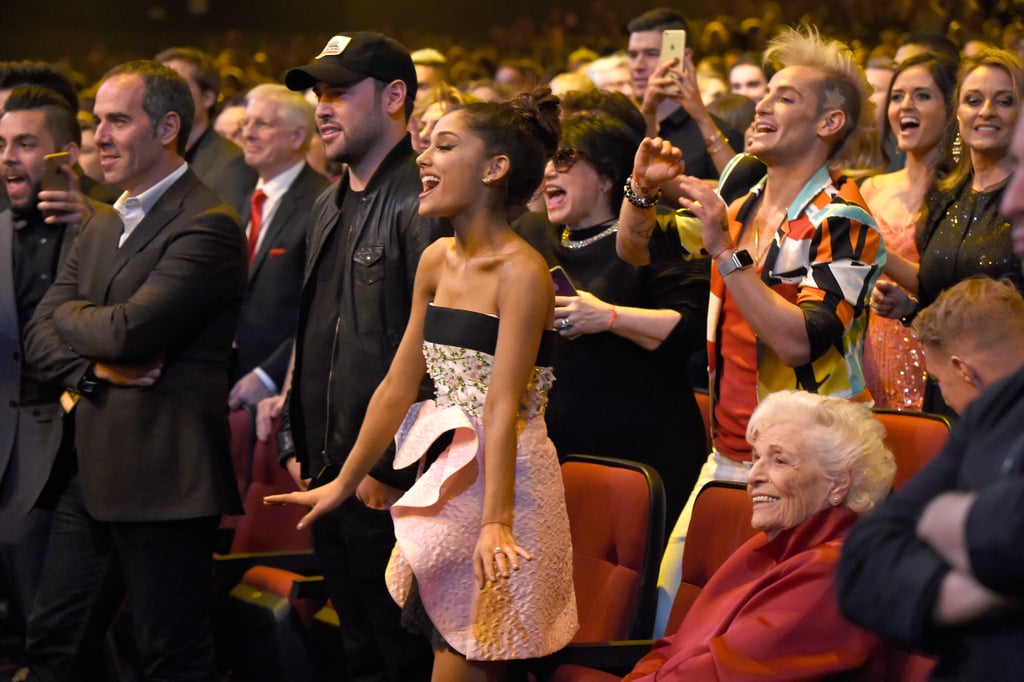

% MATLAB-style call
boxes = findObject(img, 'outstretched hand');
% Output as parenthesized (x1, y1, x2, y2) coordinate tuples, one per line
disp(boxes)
(474, 522, 532, 589)
(264, 477, 351, 529)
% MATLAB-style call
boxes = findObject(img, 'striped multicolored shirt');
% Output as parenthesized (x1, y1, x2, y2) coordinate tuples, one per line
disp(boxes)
(651, 157, 886, 460)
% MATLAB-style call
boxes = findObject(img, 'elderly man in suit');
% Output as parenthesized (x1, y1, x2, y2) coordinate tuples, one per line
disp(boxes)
(228, 83, 329, 409)
(19, 60, 246, 681)
(0, 84, 100, 657)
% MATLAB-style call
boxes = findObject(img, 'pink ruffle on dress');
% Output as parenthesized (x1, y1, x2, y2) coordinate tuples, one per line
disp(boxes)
(385, 310, 578, 661)
(863, 218, 926, 410)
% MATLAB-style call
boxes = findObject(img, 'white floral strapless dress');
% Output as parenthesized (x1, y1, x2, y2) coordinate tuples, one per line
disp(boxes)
(385, 304, 578, 661)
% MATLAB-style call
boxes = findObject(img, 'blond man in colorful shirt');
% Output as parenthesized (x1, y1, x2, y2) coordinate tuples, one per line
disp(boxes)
(617, 25, 885, 636)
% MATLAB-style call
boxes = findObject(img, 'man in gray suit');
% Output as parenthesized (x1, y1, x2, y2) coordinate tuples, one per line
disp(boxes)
(228, 83, 328, 409)
(0, 84, 98, 656)
(19, 60, 246, 681)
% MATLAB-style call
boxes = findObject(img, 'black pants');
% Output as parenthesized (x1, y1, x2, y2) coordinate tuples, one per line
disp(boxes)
(311, 494, 433, 682)
(24, 475, 220, 682)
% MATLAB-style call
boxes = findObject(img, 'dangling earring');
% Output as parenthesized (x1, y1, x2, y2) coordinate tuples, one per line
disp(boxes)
(951, 130, 962, 164)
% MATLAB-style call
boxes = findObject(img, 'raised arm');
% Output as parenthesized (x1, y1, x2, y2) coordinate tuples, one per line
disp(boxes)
(616, 137, 685, 266)
(679, 174, 882, 367)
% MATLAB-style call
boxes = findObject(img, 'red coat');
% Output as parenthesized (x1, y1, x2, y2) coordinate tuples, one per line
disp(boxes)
(625, 506, 882, 681)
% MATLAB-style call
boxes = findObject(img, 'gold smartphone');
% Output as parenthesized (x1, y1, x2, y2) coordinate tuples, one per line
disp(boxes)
(41, 151, 71, 192)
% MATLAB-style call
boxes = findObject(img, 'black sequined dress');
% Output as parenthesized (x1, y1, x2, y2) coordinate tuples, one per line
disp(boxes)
(917, 175, 1024, 413)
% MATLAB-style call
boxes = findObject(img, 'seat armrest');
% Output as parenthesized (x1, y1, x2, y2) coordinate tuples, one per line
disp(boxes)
(289, 575, 329, 601)
(211, 549, 318, 594)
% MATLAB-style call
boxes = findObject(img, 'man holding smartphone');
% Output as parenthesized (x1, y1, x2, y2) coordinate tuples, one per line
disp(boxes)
(626, 8, 742, 181)
(0, 84, 102, 663)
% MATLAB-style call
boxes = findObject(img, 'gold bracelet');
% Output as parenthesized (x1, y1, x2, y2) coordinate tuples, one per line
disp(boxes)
(704, 129, 724, 147)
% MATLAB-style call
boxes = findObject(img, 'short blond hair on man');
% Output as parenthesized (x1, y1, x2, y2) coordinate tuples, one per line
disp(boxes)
(762, 24, 874, 168)
(912, 276, 1024, 354)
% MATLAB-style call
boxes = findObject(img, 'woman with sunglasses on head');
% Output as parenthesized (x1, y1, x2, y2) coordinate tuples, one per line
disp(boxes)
(517, 111, 710, 526)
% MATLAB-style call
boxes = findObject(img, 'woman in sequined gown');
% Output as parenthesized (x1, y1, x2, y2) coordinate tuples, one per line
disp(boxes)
(516, 111, 709, 526)
(267, 91, 579, 680)
(859, 54, 957, 410)
(873, 48, 1024, 416)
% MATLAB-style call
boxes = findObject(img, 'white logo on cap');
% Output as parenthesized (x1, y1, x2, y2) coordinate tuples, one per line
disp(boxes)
(316, 35, 352, 60)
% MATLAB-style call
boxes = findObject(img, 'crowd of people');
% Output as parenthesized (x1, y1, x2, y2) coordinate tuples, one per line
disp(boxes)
(0, 4, 1023, 681)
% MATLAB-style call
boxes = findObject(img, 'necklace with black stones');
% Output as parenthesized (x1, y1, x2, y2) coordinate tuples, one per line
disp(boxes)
(560, 221, 619, 251)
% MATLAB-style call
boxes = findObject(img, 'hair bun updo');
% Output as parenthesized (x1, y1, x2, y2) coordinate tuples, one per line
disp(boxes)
(459, 87, 561, 208)
(510, 88, 561, 158)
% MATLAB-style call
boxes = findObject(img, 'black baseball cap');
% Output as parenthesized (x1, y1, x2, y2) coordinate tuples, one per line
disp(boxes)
(285, 32, 417, 101)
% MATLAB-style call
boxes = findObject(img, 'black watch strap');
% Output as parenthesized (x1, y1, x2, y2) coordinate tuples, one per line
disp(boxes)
(77, 366, 100, 395)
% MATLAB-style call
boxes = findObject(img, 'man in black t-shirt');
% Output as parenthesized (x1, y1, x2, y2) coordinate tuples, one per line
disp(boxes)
(271, 32, 447, 681)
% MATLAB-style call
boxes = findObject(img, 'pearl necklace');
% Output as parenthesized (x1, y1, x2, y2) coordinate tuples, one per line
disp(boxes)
(560, 222, 618, 251)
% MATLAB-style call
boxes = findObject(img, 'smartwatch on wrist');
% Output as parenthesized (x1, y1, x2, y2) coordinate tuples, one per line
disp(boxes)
(717, 249, 754, 277)
(77, 365, 100, 395)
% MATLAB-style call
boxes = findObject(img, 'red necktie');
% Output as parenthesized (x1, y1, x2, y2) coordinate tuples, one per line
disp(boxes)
(248, 188, 267, 263)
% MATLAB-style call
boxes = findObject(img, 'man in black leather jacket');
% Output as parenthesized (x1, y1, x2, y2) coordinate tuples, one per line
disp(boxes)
(276, 32, 447, 681)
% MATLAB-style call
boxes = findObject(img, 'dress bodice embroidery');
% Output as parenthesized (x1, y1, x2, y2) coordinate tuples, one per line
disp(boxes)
(423, 305, 555, 420)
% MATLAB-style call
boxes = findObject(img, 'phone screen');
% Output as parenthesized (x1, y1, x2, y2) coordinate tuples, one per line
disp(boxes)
(550, 266, 578, 297)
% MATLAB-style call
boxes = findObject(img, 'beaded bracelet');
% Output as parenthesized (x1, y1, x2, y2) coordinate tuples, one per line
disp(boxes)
(623, 175, 662, 209)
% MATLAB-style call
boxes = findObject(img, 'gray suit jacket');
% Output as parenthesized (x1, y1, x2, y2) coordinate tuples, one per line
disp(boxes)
(0, 207, 83, 541)
(24, 170, 246, 522)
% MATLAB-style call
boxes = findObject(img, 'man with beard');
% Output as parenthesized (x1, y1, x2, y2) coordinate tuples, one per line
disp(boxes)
(271, 31, 446, 681)
(0, 84, 98, 662)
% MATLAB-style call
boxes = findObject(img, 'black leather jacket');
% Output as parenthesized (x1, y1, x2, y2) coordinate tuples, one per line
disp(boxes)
(279, 135, 448, 489)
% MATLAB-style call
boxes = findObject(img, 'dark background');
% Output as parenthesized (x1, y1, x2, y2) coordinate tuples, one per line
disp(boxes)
(2, 0, 1017, 83)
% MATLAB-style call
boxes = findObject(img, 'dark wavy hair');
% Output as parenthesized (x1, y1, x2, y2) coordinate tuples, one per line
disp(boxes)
(880, 52, 958, 172)
(560, 112, 641, 212)
(457, 88, 560, 208)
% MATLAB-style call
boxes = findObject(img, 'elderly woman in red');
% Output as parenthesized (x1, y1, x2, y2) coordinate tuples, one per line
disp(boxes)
(621, 390, 895, 681)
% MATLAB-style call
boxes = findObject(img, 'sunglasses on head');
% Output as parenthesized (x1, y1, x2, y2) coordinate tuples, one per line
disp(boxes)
(551, 147, 586, 173)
